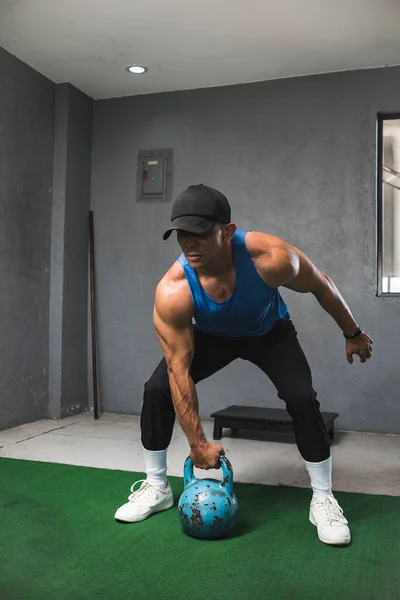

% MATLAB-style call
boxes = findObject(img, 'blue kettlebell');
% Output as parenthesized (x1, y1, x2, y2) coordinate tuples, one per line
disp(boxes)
(178, 455, 239, 540)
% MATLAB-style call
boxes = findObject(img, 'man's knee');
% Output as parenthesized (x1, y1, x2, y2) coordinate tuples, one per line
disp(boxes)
(143, 372, 171, 402)
(280, 388, 320, 411)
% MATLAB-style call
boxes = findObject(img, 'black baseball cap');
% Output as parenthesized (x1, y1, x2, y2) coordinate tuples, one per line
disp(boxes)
(163, 184, 231, 240)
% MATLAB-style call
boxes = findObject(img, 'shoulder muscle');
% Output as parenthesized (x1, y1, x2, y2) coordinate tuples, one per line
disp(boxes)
(154, 261, 193, 327)
(245, 231, 299, 287)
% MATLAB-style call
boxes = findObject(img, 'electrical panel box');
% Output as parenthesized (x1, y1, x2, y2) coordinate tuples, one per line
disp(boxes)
(136, 149, 173, 202)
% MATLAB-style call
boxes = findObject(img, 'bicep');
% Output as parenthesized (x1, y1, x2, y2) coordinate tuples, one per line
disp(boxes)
(250, 233, 328, 294)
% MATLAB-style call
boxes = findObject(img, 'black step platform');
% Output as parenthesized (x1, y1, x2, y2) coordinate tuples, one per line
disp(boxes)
(210, 406, 338, 441)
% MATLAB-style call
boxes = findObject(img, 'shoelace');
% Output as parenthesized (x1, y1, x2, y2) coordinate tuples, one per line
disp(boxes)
(128, 480, 154, 503)
(313, 496, 348, 525)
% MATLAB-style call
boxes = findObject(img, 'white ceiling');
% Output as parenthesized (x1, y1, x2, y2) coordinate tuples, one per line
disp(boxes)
(1, 0, 400, 100)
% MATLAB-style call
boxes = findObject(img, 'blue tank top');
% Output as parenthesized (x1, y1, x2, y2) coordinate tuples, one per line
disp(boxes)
(177, 230, 290, 337)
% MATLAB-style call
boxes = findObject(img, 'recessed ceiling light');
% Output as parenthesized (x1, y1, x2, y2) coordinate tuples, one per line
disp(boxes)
(127, 65, 147, 75)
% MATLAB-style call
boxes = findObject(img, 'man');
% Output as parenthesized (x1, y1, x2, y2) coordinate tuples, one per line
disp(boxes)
(115, 184, 373, 546)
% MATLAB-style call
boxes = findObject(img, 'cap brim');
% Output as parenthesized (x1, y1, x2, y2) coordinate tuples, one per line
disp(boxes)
(163, 216, 216, 240)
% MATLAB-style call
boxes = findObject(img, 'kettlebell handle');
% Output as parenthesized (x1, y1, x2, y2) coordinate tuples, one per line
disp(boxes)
(219, 455, 234, 496)
(183, 454, 234, 496)
(183, 455, 198, 488)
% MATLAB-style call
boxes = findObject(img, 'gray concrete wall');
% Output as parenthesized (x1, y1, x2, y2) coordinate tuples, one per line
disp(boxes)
(91, 66, 400, 434)
(1, 48, 92, 430)
(49, 83, 93, 419)
(49, 84, 68, 419)
(0, 48, 54, 429)
(61, 84, 93, 416)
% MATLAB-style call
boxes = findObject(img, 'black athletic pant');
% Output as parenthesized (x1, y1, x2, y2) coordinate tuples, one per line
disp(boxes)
(140, 319, 330, 462)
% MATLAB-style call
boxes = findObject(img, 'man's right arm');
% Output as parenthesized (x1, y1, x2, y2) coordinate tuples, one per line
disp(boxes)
(153, 279, 224, 469)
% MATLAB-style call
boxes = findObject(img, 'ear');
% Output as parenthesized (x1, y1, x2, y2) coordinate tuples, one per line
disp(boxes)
(222, 222, 236, 242)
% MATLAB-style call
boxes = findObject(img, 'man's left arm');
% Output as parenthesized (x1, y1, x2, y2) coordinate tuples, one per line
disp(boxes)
(274, 246, 373, 364)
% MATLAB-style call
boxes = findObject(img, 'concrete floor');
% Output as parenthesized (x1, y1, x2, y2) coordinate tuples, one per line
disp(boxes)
(1, 412, 399, 497)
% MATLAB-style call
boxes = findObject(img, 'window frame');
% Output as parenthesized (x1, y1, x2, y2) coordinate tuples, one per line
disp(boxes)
(377, 112, 400, 297)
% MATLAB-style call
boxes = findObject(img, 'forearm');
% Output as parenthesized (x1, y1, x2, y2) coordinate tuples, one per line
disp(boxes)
(168, 370, 207, 448)
(313, 274, 359, 335)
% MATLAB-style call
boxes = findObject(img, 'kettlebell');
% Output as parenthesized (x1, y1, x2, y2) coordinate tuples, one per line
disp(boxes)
(178, 455, 239, 540)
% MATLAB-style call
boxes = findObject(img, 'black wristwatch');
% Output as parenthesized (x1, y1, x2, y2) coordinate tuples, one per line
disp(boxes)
(343, 327, 362, 340)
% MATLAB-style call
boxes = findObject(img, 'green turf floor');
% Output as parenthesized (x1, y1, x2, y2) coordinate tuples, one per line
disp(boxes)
(0, 458, 399, 600)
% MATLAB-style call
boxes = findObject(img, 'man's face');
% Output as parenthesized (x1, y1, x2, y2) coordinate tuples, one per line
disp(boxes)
(177, 224, 233, 269)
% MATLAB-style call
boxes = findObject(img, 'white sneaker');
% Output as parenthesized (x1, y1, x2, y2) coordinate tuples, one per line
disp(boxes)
(114, 480, 174, 523)
(309, 495, 351, 545)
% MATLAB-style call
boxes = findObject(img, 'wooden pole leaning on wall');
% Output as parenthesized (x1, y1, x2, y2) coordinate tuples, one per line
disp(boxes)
(89, 210, 99, 419)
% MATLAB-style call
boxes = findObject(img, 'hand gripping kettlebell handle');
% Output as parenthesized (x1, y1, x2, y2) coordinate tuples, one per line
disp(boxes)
(219, 455, 234, 496)
(183, 454, 234, 493)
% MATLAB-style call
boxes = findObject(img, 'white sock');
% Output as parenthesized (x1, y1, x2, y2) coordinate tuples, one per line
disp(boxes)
(143, 447, 168, 488)
(304, 455, 332, 499)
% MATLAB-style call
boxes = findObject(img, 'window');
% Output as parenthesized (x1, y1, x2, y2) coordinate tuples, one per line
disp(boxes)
(377, 114, 400, 295)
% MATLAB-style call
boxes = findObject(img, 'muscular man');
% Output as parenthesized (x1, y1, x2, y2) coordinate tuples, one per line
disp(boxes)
(115, 184, 373, 545)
